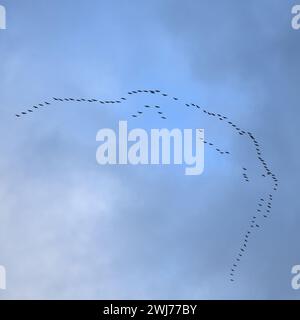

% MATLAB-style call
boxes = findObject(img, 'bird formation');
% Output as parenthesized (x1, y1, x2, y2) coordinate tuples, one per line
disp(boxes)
(15, 97, 125, 117)
(198, 132, 231, 156)
(131, 105, 167, 120)
(15, 101, 52, 116)
(14, 88, 279, 283)
(242, 168, 250, 182)
(227, 135, 278, 281)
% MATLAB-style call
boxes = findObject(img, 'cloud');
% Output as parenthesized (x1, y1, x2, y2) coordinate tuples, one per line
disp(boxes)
(0, 0, 299, 299)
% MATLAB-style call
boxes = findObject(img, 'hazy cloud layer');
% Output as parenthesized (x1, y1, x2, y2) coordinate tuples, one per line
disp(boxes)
(0, 0, 299, 299)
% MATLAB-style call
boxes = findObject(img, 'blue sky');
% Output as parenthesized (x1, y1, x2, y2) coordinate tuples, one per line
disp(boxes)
(0, 0, 300, 299)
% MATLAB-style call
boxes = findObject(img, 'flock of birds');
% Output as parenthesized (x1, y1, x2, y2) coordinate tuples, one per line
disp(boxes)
(131, 104, 167, 120)
(14, 89, 279, 282)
